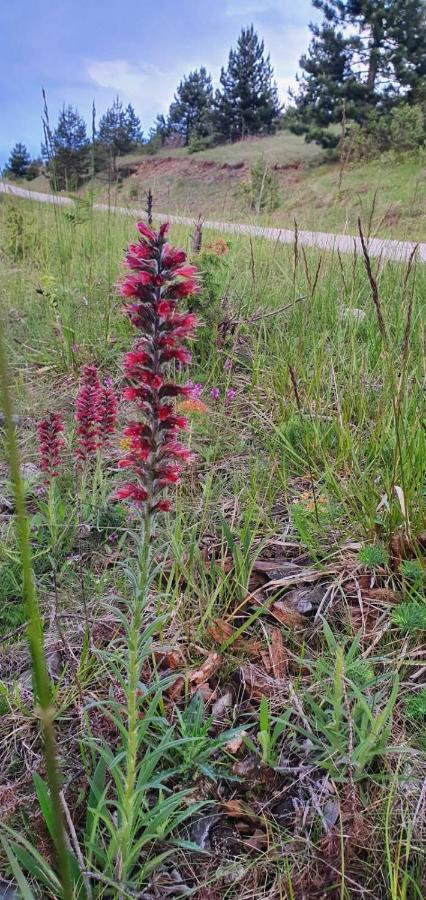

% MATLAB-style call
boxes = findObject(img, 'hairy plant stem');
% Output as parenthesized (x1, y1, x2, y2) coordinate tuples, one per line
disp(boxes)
(0, 325, 73, 900)
(118, 512, 152, 889)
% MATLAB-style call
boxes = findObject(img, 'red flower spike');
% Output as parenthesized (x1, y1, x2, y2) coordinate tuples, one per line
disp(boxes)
(114, 220, 200, 514)
(75, 365, 101, 462)
(127, 242, 152, 259)
(97, 383, 117, 448)
(119, 272, 153, 297)
(157, 300, 176, 318)
(37, 413, 65, 480)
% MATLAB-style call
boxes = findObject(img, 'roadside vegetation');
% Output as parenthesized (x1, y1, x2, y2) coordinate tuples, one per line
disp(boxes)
(11, 135, 425, 243)
(0, 190, 425, 897)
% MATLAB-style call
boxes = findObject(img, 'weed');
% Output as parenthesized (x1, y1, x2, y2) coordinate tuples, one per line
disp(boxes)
(358, 544, 389, 569)
(404, 688, 426, 721)
(392, 602, 426, 632)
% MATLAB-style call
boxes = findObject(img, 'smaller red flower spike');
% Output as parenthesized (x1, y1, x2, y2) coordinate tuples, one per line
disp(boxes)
(37, 413, 65, 480)
(97, 382, 117, 448)
(75, 365, 101, 462)
(115, 220, 200, 514)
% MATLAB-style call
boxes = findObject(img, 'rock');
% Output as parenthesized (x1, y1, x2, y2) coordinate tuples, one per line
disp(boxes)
(339, 306, 367, 323)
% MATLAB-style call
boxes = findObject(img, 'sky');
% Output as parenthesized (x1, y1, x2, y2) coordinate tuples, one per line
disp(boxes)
(0, 0, 321, 167)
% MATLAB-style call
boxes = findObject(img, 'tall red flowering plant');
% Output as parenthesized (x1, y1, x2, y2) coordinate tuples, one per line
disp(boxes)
(75, 364, 101, 463)
(75, 366, 117, 463)
(114, 220, 199, 521)
(37, 413, 65, 480)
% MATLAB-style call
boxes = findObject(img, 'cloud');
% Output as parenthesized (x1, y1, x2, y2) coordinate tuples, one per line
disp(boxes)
(275, 74, 298, 101)
(87, 59, 182, 120)
(87, 17, 311, 125)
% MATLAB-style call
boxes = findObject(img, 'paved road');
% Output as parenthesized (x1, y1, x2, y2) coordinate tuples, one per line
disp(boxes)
(1, 180, 425, 263)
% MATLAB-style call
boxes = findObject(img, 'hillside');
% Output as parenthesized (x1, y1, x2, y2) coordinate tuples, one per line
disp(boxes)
(13, 130, 425, 241)
(109, 131, 425, 241)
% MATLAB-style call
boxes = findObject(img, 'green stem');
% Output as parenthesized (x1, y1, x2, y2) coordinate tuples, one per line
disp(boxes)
(0, 326, 74, 900)
(118, 513, 152, 886)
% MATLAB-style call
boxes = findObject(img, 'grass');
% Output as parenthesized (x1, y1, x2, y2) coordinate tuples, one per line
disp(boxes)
(128, 129, 326, 166)
(0, 189, 425, 897)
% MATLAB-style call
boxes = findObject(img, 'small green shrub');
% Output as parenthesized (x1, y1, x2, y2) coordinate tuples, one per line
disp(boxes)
(143, 134, 162, 155)
(358, 544, 389, 570)
(343, 103, 425, 161)
(2, 199, 34, 260)
(275, 625, 399, 781)
(404, 688, 426, 721)
(389, 104, 425, 153)
(400, 559, 425, 587)
(189, 249, 230, 347)
(188, 135, 210, 153)
(392, 602, 426, 633)
(243, 157, 280, 213)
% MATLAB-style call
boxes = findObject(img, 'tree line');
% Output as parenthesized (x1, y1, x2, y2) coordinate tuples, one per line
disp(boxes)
(4, 97, 143, 189)
(3, 25, 280, 188)
(4, 2, 425, 187)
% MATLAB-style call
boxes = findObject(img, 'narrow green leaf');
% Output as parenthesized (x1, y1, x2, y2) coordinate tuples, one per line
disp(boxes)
(0, 836, 35, 900)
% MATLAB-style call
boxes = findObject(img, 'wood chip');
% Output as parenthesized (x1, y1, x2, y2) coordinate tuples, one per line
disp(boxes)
(269, 602, 307, 627)
(362, 587, 399, 604)
(166, 675, 185, 700)
(268, 627, 288, 678)
(207, 618, 262, 654)
(155, 648, 186, 669)
(188, 652, 222, 685)
(240, 663, 287, 699)
(225, 732, 246, 754)
(221, 799, 258, 820)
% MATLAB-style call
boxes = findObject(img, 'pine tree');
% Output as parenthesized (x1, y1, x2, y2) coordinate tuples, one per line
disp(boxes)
(292, 0, 426, 147)
(168, 68, 214, 145)
(5, 143, 32, 178)
(125, 104, 143, 145)
(47, 106, 89, 190)
(149, 114, 170, 145)
(215, 25, 281, 141)
(98, 97, 142, 165)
